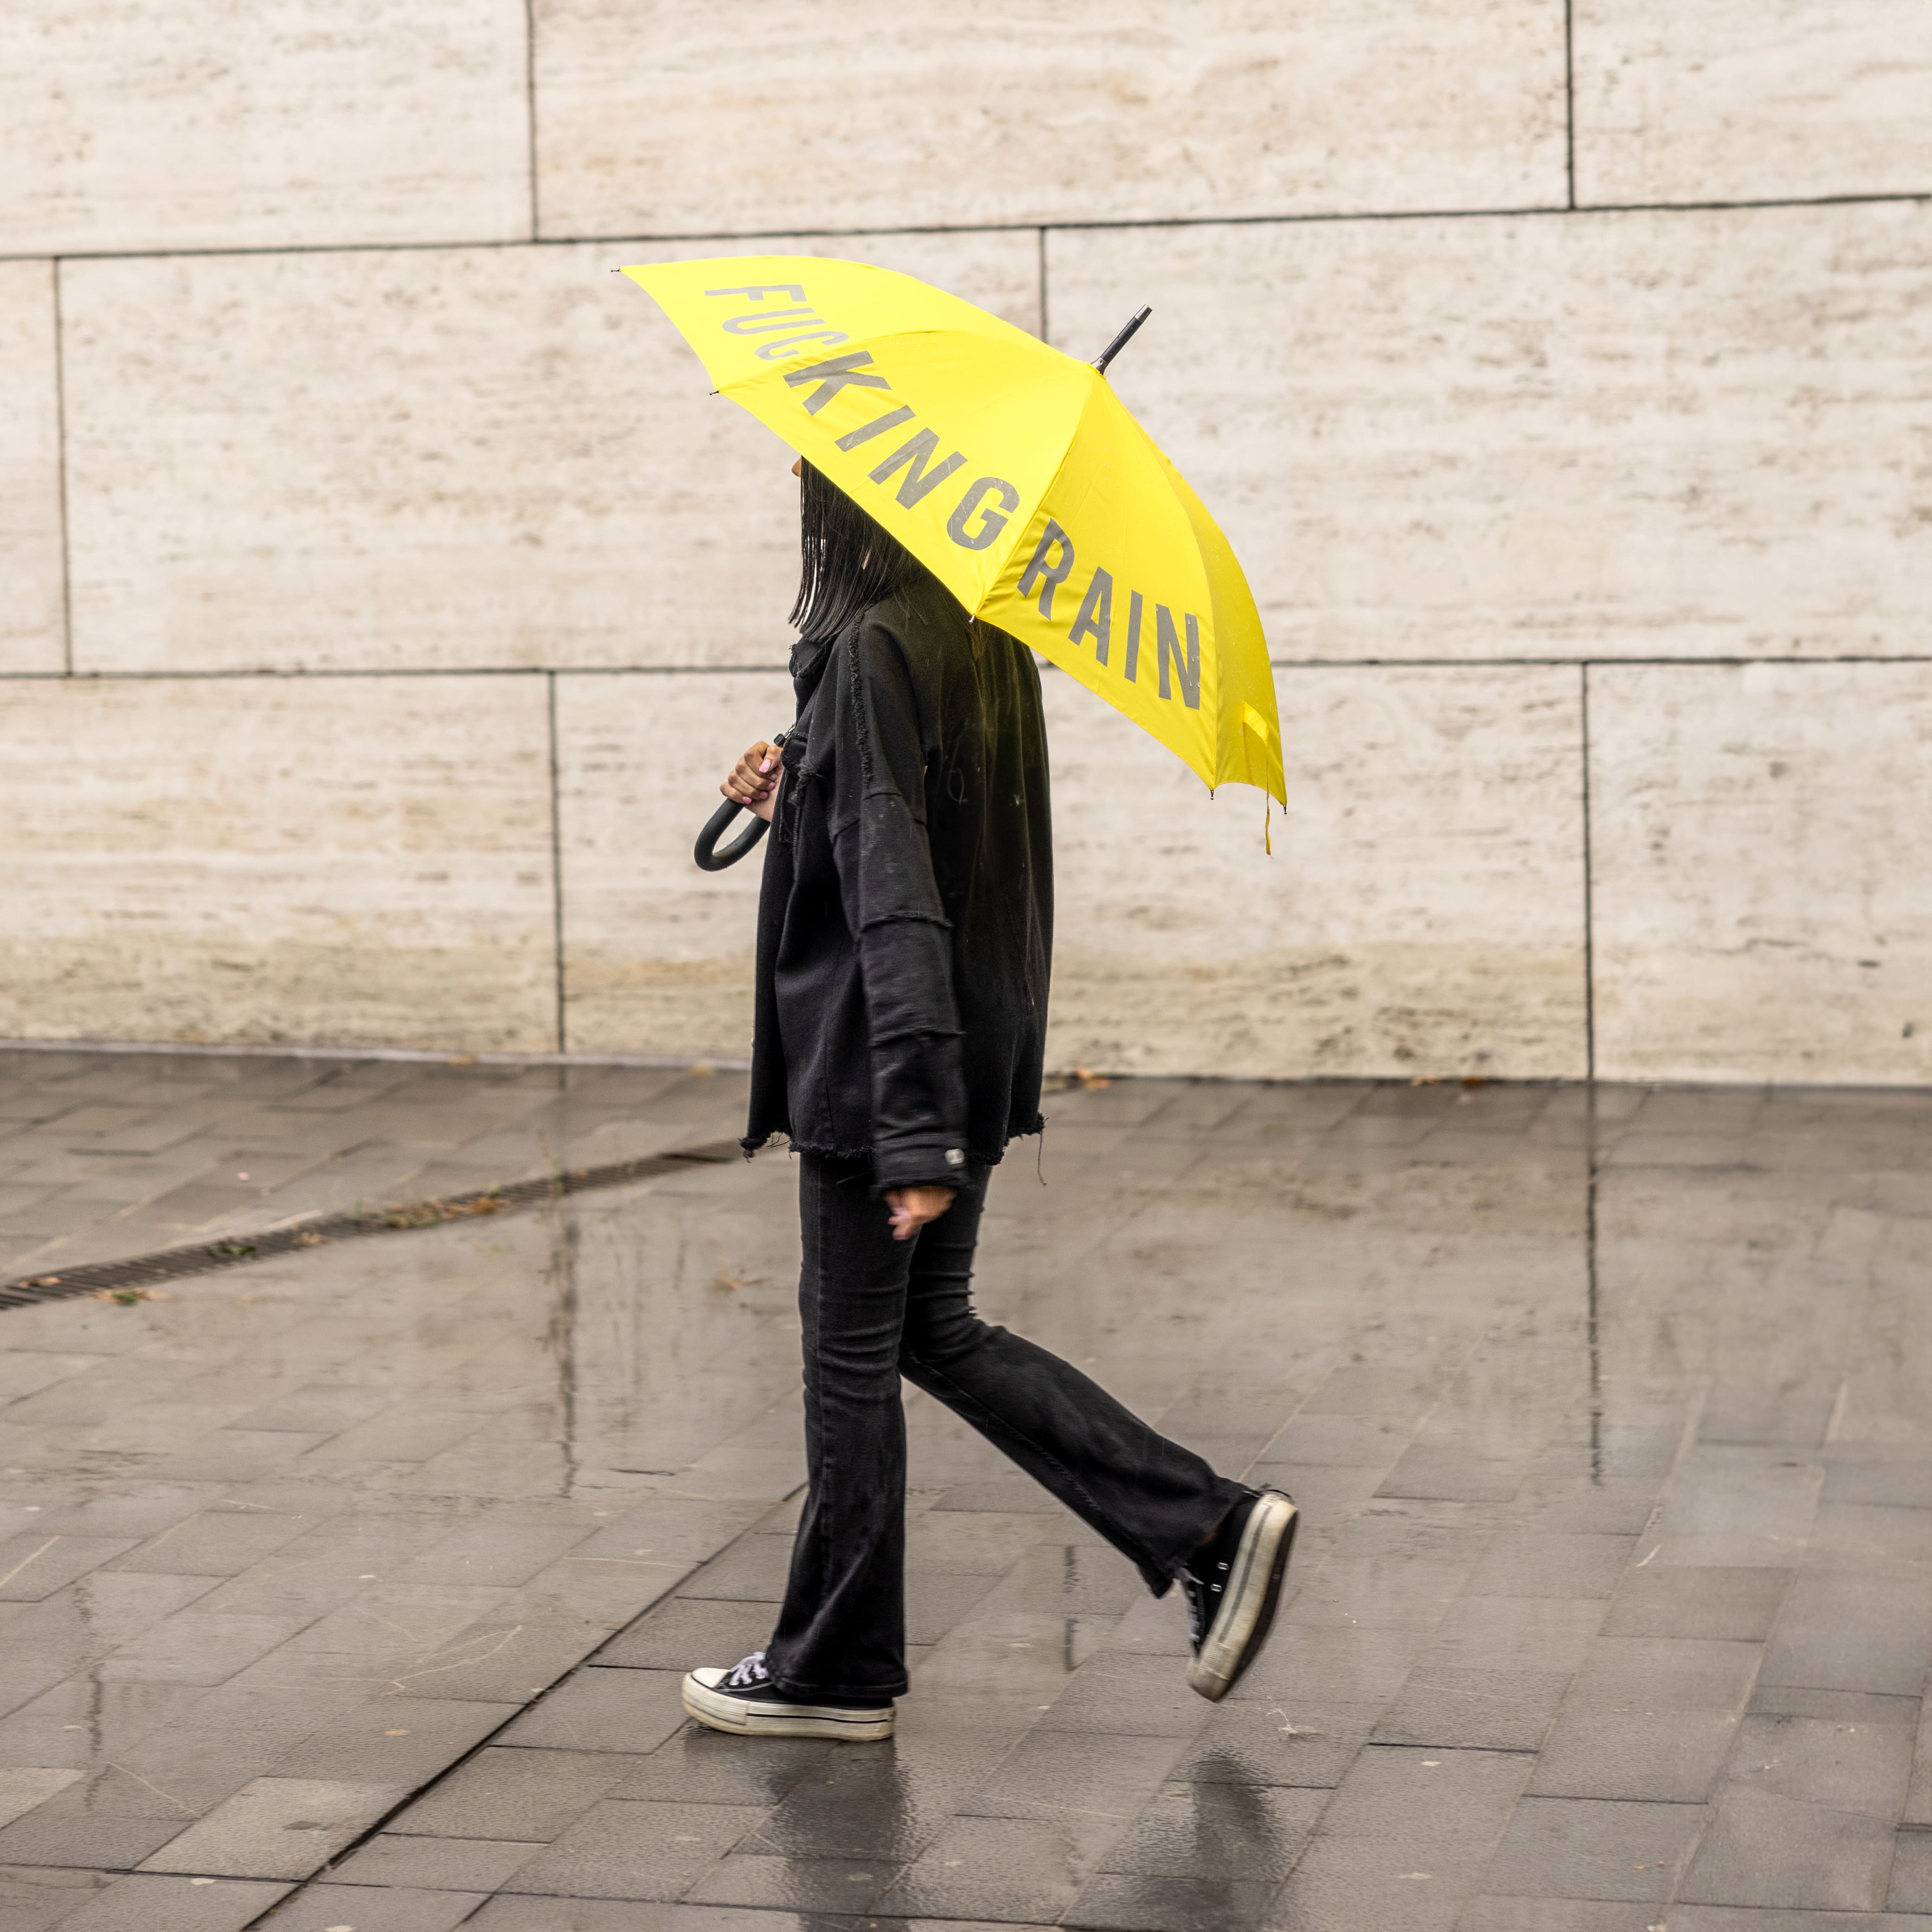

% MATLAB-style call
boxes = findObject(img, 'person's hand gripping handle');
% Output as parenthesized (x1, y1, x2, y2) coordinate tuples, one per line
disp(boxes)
(721, 741, 783, 823)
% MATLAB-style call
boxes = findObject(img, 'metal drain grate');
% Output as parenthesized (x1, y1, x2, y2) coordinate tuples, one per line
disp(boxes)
(0, 1140, 744, 1312)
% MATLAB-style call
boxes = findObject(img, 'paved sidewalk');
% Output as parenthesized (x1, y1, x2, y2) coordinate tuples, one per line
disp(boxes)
(0, 1050, 745, 1282)
(0, 1060, 1928, 1931)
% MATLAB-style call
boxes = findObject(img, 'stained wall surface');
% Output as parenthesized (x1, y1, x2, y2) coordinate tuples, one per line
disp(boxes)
(3, 3, 1928, 1082)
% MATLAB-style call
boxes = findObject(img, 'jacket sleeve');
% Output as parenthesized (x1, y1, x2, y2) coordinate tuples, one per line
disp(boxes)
(826, 619, 970, 1194)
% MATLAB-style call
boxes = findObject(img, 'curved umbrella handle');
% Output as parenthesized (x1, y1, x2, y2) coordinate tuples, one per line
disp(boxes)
(694, 798, 770, 872)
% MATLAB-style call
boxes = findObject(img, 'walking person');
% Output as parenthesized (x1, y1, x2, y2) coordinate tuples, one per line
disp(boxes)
(680, 458, 1297, 1742)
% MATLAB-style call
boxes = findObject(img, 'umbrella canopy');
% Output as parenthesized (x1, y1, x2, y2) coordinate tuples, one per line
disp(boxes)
(623, 255, 1284, 806)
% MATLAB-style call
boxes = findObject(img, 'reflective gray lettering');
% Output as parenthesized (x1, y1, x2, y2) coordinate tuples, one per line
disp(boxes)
(722, 308, 817, 334)
(704, 283, 807, 302)
(1156, 606, 1201, 708)
(782, 351, 886, 407)
(1068, 568, 1113, 664)
(869, 430, 967, 508)
(835, 405, 915, 451)
(755, 331, 850, 361)
(947, 476, 1020, 550)
(1123, 590, 1143, 682)
(1017, 521, 1075, 618)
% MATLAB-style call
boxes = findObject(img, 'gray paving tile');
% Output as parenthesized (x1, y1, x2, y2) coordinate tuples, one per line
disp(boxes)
(1261, 1748, 1531, 1932)
(1805, 1499, 1932, 1577)
(1222, 1621, 1427, 1707)
(1668, 1911, 1932, 1932)
(596, 1596, 775, 1671)
(1906, 1698, 1932, 1834)
(384, 1748, 638, 1842)
(1317, 1742, 1534, 1840)
(872, 1813, 1127, 1923)
(0, 1772, 84, 1833)
(1281, 1555, 1471, 1630)
(1887, 1828, 1932, 1915)
(1822, 1458, 1932, 1509)
(326, 1833, 547, 1892)
(48, 1874, 295, 1931)
(743, 1724, 1016, 1862)
(1679, 1783, 1896, 1909)
(258, 1881, 488, 1929)
(958, 1729, 1190, 1822)
(1374, 1446, 1527, 1504)
(1529, 1705, 1741, 1804)
(1600, 1565, 1792, 1641)
(681, 1852, 896, 1912)
(94, 1611, 309, 1687)
(112, 1510, 315, 1576)
(1699, 1378, 1841, 1448)
(1482, 1796, 1707, 1902)
(492, 1667, 688, 1754)
(1722, 1711, 1916, 1818)
(1453, 1901, 1660, 1931)
(1033, 1653, 1214, 1738)
(1566, 1637, 1762, 1713)
(1168, 1700, 1375, 1790)
(1372, 1667, 1569, 1752)
(465, 1901, 833, 1930)
(609, 1730, 831, 1809)
(135, 1777, 405, 1881)
(395, 1516, 597, 1588)
(0, 1537, 139, 1602)
(0, 1864, 112, 1932)
(977, 1539, 1145, 1617)
(1067, 1872, 1278, 1932)
(496, 1799, 766, 1901)
(0, 1804, 187, 1874)
(1461, 1533, 1637, 1601)
(1758, 1568, 1932, 1696)
(1746, 1683, 1920, 1725)
(270, 1696, 519, 1785)
(1095, 1780, 1326, 1880)
(1264, 1414, 1415, 1468)
(1420, 1595, 1606, 1674)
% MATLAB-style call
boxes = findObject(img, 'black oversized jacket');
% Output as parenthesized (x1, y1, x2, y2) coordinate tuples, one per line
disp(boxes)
(742, 569, 1053, 1192)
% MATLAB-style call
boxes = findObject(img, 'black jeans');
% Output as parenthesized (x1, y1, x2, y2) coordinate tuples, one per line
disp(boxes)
(763, 1153, 1245, 1703)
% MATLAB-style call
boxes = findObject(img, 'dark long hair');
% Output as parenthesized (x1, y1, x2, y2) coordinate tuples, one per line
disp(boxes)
(790, 460, 917, 641)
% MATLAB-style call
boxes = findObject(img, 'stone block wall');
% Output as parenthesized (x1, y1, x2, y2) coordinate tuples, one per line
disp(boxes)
(2, 2, 1928, 1083)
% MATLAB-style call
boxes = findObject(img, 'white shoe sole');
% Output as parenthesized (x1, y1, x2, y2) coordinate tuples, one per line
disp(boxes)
(1186, 1488, 1299, 1702)
(681, 1668, 895, 1741)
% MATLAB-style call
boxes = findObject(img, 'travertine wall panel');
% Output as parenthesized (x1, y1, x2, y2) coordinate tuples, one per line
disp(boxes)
(533, 0, 1567, 237)
(0, 0, 531, 254)
(61, 233, 1039, 676)
(0, 677, 557, 1051)
(0, 262, 64, 675)
(1592, 664, 1932, 1086)
(1573, 1, 1932, 206)
(1045, 664, 1587, 1079)
(556, 670, 791, 1059)
(555, 662, 1587, 1078)
(1046, 202, 1932, 662)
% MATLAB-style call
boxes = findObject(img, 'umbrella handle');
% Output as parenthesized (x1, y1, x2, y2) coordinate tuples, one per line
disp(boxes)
(694, 799, 770, 872)
(696, 729, 787, 871)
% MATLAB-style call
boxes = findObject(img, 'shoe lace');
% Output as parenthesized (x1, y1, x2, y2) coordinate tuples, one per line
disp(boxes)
(1180, 1552, 1231, 1649)
(722, 1650, 769, 1691)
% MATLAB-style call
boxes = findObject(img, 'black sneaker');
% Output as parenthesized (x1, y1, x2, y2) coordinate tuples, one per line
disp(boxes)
(1181, 1488, 1299, 1701)
(681, 1651, 895, 1741)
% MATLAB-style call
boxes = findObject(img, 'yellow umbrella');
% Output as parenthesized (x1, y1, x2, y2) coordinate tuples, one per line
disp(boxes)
(622, 254, 1284, 807)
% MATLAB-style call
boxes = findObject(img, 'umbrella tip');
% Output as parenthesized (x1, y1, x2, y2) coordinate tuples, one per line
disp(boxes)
(1092, 306, 1153, 377)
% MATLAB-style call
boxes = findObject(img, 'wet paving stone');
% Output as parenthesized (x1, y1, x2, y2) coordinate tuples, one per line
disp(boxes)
(0, 1058, 1927, 1928)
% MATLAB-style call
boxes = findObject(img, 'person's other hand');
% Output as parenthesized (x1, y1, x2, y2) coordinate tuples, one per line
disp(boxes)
(886, 1186, 954, 1242)
(722, 741, 782, 823)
